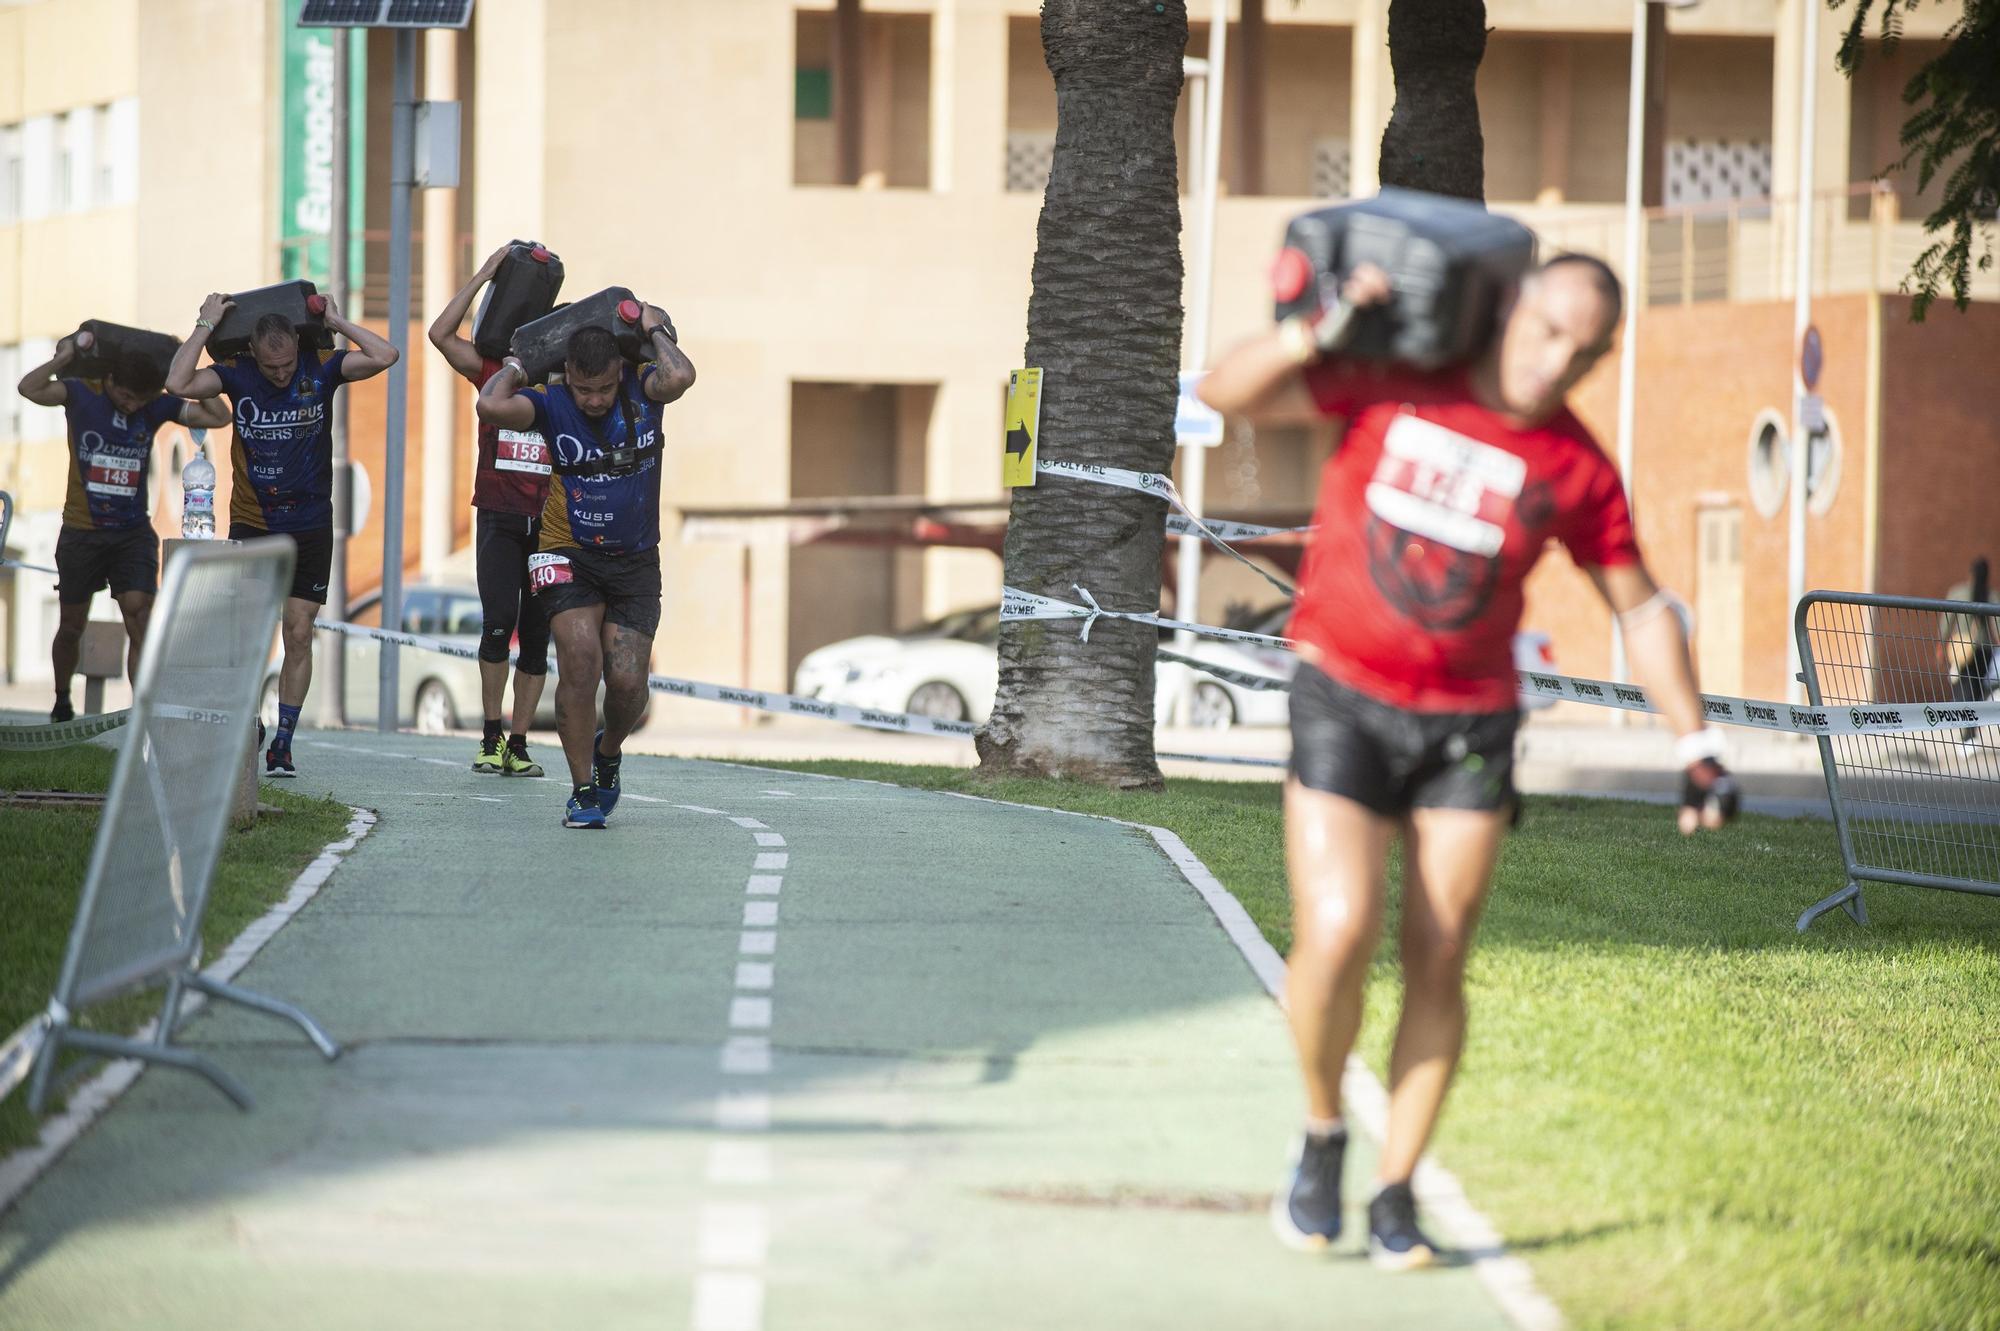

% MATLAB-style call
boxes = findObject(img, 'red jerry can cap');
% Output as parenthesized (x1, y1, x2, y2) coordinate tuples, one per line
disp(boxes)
(617, 299, 643, 324)
(530, 246, 551, 263)
(1271, 248, 1313, 304)
(305, 293, 328, 316)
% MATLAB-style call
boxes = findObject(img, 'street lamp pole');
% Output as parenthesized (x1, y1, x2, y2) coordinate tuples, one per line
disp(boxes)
(1173, 0, 1227, 670)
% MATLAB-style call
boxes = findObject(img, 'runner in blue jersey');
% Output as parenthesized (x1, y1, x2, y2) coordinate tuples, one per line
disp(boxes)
(477, 310, 695, 829)
(16, 329, 230, 722)
(167, 290, 398, 777)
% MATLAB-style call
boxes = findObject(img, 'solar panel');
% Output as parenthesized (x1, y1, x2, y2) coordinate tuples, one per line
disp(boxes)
(298, 0, 388, 25)
(298, 0, 473, 28)
(382, 0, 474, 26)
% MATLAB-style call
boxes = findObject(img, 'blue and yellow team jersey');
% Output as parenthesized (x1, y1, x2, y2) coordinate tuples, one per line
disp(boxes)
(527, 364, 667, 556)
(212, 349, 348, 534)
(59, 380, 185, 531)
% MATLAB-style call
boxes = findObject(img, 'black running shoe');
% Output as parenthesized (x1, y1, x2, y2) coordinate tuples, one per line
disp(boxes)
(1270, 1128, 1346, 1251)
(265, 743, 297, 779)
(1367, 1180, 1439, 1271)
(51, 697, 75, 724)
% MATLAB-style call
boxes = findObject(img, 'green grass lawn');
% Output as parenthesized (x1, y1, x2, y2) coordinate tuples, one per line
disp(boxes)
(744, 757, 2000, 1331)
(0, 744, 353, 1157)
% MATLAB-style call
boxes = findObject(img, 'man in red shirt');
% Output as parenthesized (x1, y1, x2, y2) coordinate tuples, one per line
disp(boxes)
(429, 244, 555, 777)
(1201, 254, 1738, 1269)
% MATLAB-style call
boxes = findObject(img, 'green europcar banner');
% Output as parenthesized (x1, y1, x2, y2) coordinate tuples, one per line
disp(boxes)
(279, 1, 366, 287)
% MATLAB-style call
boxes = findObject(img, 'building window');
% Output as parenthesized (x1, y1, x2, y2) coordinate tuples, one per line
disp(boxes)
(60, 106, 94, 214)
(1310, 138, 1352, 200)
(14, 341, 63, 443)
(0, 126, 21, 224)
(1665, 139, 1772, 208)
(0, 346, 20, 447)
(1747, 409, 1789, 519)
(102, 99, 139, 206)
(793, 9, 932, 190)
(1005, 131, 1054, 195)
(19, 116, 55, 220)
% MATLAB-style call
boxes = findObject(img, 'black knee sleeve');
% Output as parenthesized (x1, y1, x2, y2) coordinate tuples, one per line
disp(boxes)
(479, 620, 516, 665)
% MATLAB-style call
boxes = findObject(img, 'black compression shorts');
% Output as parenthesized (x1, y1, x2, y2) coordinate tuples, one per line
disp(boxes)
(1288, 661, 1518, 817)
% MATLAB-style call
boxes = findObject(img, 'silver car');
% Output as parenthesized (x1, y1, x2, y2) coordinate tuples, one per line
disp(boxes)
(261, 584, 561, 734)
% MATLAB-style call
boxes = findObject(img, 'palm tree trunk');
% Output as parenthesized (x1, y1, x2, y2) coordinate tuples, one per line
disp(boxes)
(1378, 0, 1489, 201)
(975, 0, 1188, 789)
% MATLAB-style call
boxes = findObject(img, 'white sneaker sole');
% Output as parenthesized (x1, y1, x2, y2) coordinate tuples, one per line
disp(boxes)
(1269, 1188, 1339, 1253)
(1368, 1238, 1437, 1271)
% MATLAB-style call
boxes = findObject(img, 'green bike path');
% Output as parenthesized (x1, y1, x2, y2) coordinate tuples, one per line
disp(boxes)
(0, 730, 1517, 1330)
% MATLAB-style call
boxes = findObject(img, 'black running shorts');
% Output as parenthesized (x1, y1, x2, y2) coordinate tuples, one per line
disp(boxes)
(229, 523, 334, 605)
(54, 525, 158, 605)
(1288, 661, 1518, 817)
(530, 544, 662, 638)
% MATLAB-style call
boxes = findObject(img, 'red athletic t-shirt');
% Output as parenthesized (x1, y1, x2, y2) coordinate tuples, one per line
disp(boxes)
(469, 356, 553, 516)
(1289, 362, 1640, 713)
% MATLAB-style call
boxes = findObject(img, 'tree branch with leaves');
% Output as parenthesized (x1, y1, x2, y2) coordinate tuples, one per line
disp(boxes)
(1833, 0, 1999, 318)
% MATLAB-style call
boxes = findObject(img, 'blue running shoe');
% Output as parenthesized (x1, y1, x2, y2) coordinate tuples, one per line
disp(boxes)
(591, 729, 623, 816)
(1367, 1181, 1439, 1271)
(563, 786, 606, 829)
(1271, 1128, 1346, 1252)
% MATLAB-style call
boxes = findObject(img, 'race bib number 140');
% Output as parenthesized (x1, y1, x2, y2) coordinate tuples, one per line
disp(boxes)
(528, 552, 574, 590)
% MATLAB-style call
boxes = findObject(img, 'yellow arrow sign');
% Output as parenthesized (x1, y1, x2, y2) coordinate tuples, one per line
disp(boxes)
(1002, 368, 1043, 488)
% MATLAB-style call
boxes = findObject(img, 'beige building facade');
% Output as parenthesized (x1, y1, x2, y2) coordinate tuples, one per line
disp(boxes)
(2, 0, 1984, 706)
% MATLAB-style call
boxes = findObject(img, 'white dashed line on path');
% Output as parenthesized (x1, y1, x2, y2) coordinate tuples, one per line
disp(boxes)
(675, 796, 794, 1331)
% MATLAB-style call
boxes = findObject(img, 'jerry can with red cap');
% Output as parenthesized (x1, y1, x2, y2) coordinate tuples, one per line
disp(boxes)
(72, 320, 180, 384)
(473, 240, 565, 359)
(208, 280, 335, 361)
(509, 286, 651, 385)
(1272, 189, 1537, 370)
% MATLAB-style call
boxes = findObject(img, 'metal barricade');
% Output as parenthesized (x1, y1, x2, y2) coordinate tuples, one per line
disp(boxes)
(1794, 591, 2000, 930)
(27, 538, 341, 1114)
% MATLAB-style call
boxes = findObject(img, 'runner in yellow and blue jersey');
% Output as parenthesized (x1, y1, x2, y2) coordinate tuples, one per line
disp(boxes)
(167, 291, 399, 777)
(476, 308, 694, 829)
(15, 329, 229, 723)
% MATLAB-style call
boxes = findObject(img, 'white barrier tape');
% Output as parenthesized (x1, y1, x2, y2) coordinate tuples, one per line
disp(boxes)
(1035, 458, 1173, 498)
(0, 557, 59, 576)
(1518, 670, 2000, 736)
(640, 675, 978, 739)
(1003, 585, 1297, 650)
(1164, 513, 1310, 543)
(0, 710, 131, 750)
(1017, 592, 2000, 738)
(1156, 649, 1291, 693)
(313, 618, 980, 741)
(1157, 749, 1286, 769)
(0, 1015, 51, 1106)
(1035, 459, 1298, 597)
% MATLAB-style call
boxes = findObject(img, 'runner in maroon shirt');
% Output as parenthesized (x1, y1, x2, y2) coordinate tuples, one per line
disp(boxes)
(428, 244, 555, 777)
(1201, 254, 1739, 1268)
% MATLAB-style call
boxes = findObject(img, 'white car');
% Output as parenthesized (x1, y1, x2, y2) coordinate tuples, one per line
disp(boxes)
(794, 603, 1293, 730)
(794, 603, 1562, 728)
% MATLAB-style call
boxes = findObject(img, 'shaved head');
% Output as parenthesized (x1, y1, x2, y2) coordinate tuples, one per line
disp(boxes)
(1486, 255, 1623, 423)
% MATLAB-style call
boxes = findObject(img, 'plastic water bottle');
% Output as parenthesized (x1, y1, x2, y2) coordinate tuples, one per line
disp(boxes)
(181, 432, 216, 540)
